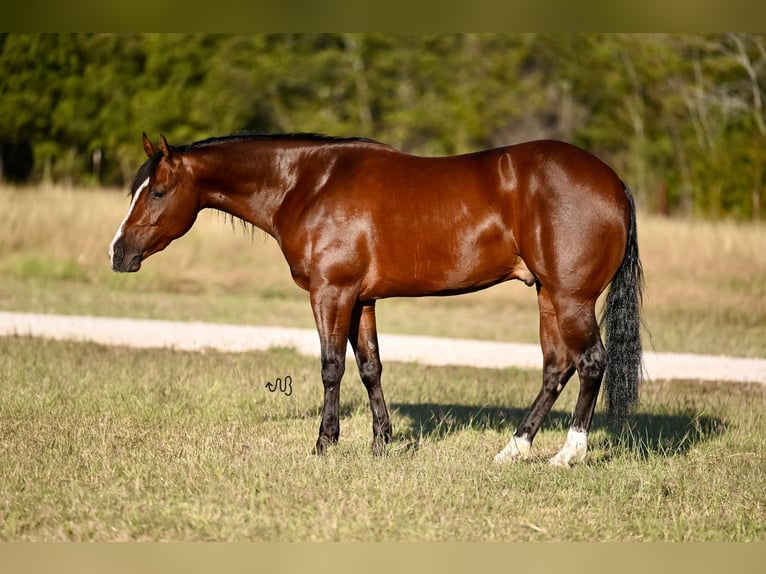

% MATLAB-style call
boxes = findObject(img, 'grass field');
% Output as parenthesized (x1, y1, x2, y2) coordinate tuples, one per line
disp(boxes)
(1, 336, 764, 541)
(1, 186, 765, 541)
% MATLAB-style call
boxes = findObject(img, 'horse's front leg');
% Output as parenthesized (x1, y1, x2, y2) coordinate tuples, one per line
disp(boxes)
(310, 284, 357, 455)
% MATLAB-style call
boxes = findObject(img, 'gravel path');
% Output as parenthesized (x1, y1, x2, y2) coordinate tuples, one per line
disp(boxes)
(1, 311, 764, 384)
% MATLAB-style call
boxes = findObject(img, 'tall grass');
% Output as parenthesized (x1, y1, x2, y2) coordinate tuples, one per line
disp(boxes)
(1, 336, 763, 541)
(2, 186, 765, 356)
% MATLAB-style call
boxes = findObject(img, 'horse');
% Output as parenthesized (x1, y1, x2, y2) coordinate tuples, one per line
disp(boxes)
(109, 132, 643, 467)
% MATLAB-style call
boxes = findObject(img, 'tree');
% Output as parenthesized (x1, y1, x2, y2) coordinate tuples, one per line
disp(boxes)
(1, 33, 764, 219)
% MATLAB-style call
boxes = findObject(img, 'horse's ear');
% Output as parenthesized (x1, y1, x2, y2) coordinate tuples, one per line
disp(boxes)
(159, 134, 175, 163)
(142, 132, 159, 158)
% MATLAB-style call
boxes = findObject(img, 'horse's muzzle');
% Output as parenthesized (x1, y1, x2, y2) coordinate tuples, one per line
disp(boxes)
(110, 241, 142, 273)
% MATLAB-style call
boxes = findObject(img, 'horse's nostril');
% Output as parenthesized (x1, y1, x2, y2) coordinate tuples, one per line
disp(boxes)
(113, 246, 124, 265)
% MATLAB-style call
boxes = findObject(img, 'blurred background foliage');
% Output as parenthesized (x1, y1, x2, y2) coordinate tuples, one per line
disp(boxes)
(1, 33, 765, 219)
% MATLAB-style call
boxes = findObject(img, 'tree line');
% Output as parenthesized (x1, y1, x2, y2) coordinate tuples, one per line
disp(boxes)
(1, 33, 765, 219)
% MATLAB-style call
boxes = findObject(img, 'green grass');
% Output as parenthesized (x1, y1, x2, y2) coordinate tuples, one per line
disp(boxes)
(1, 336, 764, 541)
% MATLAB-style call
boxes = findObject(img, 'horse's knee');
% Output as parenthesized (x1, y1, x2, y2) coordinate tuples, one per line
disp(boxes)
(321, 354, 345, 386)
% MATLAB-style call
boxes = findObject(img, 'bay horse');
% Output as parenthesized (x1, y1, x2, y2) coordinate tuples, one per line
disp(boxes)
(109, 133, 643, 467)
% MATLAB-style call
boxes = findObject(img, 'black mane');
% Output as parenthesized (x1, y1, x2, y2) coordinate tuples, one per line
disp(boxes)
(188, 132, 380, 149)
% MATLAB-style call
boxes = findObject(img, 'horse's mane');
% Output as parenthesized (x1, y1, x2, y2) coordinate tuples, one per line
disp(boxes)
(187, 131, 380, 149)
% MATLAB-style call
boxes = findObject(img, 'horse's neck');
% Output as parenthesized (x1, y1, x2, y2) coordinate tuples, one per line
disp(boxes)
(193, 145, 299, 237)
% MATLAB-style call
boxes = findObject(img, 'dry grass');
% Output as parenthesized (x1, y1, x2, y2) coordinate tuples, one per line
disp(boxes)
(1, 185, 765, 356)
(638, 217, 766, 356)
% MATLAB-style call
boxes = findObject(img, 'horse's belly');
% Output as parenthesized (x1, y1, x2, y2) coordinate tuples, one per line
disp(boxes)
(361, 245, 532, 299)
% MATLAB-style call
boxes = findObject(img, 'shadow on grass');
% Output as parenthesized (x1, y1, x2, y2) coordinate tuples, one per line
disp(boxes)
(597, 411, 728, 460)
(390, 402, 727, 459)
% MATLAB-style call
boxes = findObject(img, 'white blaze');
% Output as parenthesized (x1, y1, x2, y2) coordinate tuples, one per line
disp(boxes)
(109, 177, 149, 265)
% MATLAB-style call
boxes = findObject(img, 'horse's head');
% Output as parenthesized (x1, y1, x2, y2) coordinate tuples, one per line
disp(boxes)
(109, 134, 200, 272)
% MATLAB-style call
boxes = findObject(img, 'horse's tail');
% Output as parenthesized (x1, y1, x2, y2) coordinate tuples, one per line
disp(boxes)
(601, 184, 644, 422)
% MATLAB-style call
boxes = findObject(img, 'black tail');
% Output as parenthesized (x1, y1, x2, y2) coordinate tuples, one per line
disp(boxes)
(601, 184, 644, 422)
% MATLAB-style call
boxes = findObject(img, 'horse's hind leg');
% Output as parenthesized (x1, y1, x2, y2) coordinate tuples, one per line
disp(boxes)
(547, 295, 606, 468)
(348, 301, 392, 455)
(495, 286, 576, 463)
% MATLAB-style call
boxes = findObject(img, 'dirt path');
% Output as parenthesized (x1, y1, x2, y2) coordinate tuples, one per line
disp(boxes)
(1, 311, 764, 384)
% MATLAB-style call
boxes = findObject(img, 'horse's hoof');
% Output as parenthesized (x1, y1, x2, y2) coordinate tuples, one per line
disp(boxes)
(494, 435, 532, 464)
(548, 453, 572, 468)
(549, 428, 587, 468)
(314, 436, 336, 455)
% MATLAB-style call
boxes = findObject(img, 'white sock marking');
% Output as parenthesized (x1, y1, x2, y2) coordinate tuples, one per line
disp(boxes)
(109, 177, 149, 265)
(495, 434, 532, 463)
(549, 428, 588, 468)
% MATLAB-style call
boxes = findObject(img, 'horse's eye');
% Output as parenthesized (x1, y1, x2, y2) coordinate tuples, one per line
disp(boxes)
(151, 190, 167, 199)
